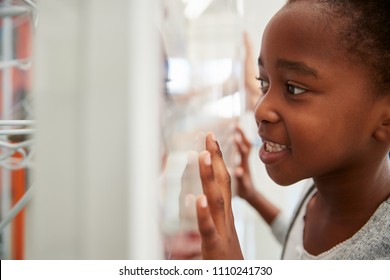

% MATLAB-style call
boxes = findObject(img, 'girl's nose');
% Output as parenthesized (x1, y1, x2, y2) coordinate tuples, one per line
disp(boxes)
(254, 92, 280, 125)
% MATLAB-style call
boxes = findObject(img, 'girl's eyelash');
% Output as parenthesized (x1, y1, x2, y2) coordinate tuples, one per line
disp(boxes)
(255, 76, 269, 93)
(255, 77, 307, 95)
(286, 83, 306, 95)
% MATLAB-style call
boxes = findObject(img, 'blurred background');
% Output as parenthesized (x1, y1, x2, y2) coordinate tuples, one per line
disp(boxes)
(0, 0, 306, 260)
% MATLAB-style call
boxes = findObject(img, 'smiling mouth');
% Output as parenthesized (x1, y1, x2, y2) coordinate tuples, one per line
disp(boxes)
(264, 141, 289, 153)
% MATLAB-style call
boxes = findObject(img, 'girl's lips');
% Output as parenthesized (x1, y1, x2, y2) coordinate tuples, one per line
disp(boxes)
(259, 141, 290, 165)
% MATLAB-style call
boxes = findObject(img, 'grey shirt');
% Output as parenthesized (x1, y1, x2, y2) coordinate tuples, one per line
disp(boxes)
(272, 186, 390, 260)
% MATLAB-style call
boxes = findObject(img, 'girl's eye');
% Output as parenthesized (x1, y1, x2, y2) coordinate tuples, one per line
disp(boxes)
(256, 78, 269, 93)
(287, 84, 306, 95)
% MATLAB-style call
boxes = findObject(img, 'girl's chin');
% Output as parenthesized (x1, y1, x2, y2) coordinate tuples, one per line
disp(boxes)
(265, 168, 303, 186)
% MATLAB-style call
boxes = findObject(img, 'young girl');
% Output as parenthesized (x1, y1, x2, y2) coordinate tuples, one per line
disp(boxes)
(195, 0, 390, 259)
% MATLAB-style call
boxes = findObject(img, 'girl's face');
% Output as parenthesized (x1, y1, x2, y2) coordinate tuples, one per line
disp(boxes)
(255, 3, 382, 185)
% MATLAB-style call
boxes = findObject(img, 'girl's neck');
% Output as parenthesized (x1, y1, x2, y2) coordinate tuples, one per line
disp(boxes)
(312, 158, 390, 217)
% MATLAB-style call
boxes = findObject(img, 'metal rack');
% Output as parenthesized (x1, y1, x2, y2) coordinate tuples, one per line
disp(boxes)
(0, 120, 34, 170)
(0, 0, 37, 259)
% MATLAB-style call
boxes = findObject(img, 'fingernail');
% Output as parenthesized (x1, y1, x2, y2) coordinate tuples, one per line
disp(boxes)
(199, 195, 207, 208)
(204, 152, 211, 165)
(210, 132, 217, 142)
(235, 167, 243, 177)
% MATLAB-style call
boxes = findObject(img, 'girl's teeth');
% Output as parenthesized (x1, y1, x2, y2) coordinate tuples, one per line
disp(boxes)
(265, 141, 288, 152)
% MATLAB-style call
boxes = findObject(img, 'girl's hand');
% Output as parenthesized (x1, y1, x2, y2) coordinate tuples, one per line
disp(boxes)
(196, 132, 244, 260)
(243, 32, 262, 110)
(234, 125, 256, 201)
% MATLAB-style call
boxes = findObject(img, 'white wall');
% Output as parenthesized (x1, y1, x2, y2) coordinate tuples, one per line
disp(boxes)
(243, 0, 287, 60)
(26, 0, 161, 259)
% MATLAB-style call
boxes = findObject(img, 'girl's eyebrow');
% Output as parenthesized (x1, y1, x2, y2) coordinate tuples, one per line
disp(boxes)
(276, 59, 319, 78)
(258, 57, 319, 78)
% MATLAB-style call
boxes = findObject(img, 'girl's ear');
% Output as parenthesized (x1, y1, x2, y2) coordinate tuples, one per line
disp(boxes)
(373, 94, 390, 142)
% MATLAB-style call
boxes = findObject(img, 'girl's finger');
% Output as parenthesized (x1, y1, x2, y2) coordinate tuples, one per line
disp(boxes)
(204, 133, 232, 201)
(198, 150, 227, 231)
(235, 134, 250, 171)
(236, 125, 252, 148)
(196, 195, 219, 251)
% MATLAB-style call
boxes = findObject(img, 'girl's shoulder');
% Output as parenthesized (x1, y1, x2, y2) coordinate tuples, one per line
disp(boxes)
(335, 195, 390, 259)
(284, 187, 390, 259)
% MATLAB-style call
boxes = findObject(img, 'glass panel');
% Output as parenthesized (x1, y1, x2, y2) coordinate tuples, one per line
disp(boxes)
(160, 0, 244, 259)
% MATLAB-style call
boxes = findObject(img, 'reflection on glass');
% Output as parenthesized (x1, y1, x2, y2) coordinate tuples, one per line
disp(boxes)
(160, 0, 244, 259)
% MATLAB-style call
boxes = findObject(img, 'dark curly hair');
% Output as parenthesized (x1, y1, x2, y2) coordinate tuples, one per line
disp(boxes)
(286, 0, 390, 94)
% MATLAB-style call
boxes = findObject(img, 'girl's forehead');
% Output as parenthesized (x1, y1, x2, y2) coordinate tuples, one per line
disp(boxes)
(259, 2, 349, 72)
